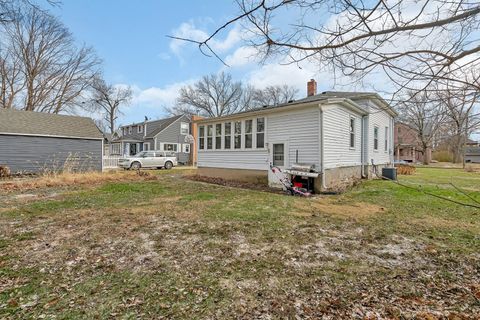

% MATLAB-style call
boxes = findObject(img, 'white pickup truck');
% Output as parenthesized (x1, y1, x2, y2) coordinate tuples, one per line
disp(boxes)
(118, 151, 178, 170)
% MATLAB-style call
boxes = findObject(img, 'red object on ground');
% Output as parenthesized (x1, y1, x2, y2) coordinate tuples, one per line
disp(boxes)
(293, 182, 303, 188)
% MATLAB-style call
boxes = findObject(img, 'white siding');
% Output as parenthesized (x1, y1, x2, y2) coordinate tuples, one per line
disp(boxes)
(267, 106, 320, 168)
(365, 102, 394, 165)
(197, 149, 269, 170)
(197, 106, 320, 170)
(323, 105, 363, 169)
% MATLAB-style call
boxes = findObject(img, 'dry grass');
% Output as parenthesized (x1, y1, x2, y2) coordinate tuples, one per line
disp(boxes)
(397, 164, 416, 175)
(0, 170, 154, 193)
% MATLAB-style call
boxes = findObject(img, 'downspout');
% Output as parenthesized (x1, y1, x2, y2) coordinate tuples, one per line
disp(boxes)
(361, 115, 368, 178)
(361, 115, 366, 178)
(319, 105, 327, 190)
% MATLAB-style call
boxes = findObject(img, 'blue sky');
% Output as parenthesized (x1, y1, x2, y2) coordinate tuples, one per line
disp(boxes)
(46, 1, 331, 126)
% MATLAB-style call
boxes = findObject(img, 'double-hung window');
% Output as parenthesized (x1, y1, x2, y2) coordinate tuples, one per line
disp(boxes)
(234, 121, 242, 149)
(373, 126, 379, 151)
(215, 124, 222, 149)
(199, 126, 205, 150)
(349, 118, 355, 148)
(384, 126, 388, 152)
(180, 122, 189, 135)
(245, 120, 253, 148)
(273, 143, 285, 167)
(207, 125, 213, 149)
(224, 122, 231, 149)
(138, 125, 143, 133)
(256, 118, 265, 148)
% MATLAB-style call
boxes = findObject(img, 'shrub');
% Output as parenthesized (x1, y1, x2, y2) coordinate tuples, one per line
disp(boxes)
(0, 165, 10, 178)
(397, 164, 416, 175)
(432, 150, 453, 162)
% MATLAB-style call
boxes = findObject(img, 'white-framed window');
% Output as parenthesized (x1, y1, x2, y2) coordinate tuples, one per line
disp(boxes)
(128, 126, 132, 134)
(384, 126, 388, 152)
(374, 126, 379, 151)
(349, 117, 355, 148)
(180, 122, 189, 135)
(273, 143, 285, 167)
(256, 118, 265, 148)
(245, 119, 253, 149)
(215, 123, 222, 149)
(183, 144, 190, 153)
(199, 126, 205, 150)
(234, 121, 242, 149)
(138, 125, 143, 133)
(224, 122, 232, 149)
(207, 125, 213, 149)
(143, 142, 150, 151)
(164, 143, 177, 152)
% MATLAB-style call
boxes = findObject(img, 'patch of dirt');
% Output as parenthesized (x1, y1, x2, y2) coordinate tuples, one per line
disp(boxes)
(295, 196, 386, 219)
(187, 175, 282, 193)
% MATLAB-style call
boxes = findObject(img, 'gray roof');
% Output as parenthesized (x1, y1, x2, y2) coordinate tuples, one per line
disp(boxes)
(115, 114, 184, 141)
(198, 91, 396, 122)
(465, 147, 480, 155)
(0, 108, 103, 140)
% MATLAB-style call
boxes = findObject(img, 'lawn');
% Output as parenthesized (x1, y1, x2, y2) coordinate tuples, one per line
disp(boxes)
(0, 168, 479, 319)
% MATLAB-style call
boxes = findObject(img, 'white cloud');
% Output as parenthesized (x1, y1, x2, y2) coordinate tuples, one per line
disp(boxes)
(169, 20, 242, 57)
(225, 46, 258, 67)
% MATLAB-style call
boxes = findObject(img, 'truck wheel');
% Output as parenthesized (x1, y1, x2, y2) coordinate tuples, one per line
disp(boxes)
(130, 161, 141, 170)
(164, 161, 173, 170)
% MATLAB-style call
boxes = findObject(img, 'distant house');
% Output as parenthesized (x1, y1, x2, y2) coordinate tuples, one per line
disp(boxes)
(110, 114, 192, 164)
(465, 146, 480, 163)
(0, 108, 103, 173)
(393, 122, 431, 163)
(195, 80, 397, 192)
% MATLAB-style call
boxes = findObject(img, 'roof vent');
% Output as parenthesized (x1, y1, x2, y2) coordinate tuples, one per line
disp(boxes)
(262, 105, 268, 108)
(288, 99, 295, 103)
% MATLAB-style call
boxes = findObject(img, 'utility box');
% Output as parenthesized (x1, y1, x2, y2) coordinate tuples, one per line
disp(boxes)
(382, 167, 397, 180)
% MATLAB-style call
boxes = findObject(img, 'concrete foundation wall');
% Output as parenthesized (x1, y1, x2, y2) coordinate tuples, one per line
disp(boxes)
(197, 167, 268, 184)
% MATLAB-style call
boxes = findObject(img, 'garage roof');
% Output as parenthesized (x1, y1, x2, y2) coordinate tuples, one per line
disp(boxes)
(0, 108, 103, 140)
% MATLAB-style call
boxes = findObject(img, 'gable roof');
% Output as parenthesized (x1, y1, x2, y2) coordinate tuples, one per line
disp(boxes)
(115, 114, 185, 142)
(0, 108, 103, 140)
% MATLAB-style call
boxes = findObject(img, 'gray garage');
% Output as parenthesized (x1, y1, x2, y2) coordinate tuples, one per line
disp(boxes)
(0, 109, 103, 174)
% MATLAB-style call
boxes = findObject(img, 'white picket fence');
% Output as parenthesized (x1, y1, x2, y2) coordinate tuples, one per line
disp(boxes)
(103, 156, 121, 170)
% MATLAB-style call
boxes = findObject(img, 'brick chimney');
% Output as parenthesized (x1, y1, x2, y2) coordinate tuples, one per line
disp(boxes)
(307, 79, 317, 97)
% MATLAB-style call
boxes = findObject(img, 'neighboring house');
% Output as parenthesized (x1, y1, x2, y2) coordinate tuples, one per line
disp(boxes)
(0, 108, 103, 173)
(110, 114, 192, 164)
(465, 146, 480, 163)
(393, 122, 431, 163)
(195, 79, 397, 192)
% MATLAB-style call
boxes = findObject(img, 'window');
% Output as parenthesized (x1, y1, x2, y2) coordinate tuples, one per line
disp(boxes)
(144, 151, 155, 157)
(138, 125, 143, 133)
(224, 122, 231, 149)
(128, 126, 132, 134)
(155, 151, 165, 157)
(183, 144, 190, 153)
(256, 118, 265, 148)
(143, 142, 150, 151)
(207, 125, 213, 149)
(164, 143, 177, 152)
(180, 122, 189, 135)
(374, 126, 379, 150)
(273, 143, 285, 166)
(245, 120, 253, 148)
(215, 124, 222, 149)
(384, 126, 388, 152)
(199, 126, 205, 150)
(349, 118, 355, 148)
(234, 121, 241, 149)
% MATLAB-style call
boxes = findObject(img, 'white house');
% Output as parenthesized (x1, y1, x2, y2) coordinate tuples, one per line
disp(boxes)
(195, 80, 397, 192)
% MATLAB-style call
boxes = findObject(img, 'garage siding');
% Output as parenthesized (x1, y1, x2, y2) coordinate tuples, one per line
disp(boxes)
(0, 135, 102, 173)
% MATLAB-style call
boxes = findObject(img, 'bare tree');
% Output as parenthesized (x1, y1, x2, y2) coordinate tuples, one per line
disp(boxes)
(0, 6, 100, 113)
(252, 84, 298, 107)
(172, 72, 246, 117)
(398, 91, 445, 164)
(437, 83, 480, 164)
(90, 77, 133, 134)
(170, 0, 480, 100)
